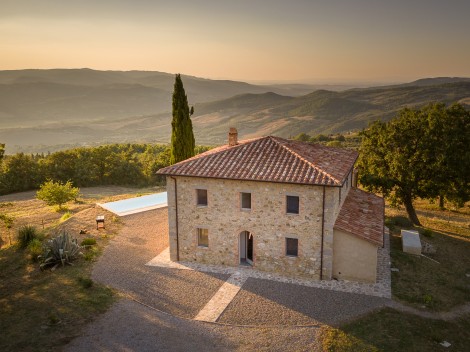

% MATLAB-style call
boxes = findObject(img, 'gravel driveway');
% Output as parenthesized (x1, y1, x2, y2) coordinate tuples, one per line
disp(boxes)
(91, 208, 230, 318)
(219, 278, 387, 326)
(65, 299, 321, 352)
(65, 207, 389, 351)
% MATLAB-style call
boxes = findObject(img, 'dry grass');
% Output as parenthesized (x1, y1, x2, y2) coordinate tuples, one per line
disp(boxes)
(0, 186, 158, 351)
(0, 185, 164, 247)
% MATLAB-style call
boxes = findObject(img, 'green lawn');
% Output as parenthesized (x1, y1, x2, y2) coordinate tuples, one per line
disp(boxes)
(322, 308, 470, 352)
(387, 201, 470, 311)
(321, 199, 470, 351)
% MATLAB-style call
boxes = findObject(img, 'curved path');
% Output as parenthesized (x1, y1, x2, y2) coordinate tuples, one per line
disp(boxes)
(387, 300, 470, 321)
(66, 208, 391, 351)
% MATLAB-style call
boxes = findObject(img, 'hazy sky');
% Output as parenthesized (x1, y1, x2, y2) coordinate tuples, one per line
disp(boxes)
(1, 0, 470, 83)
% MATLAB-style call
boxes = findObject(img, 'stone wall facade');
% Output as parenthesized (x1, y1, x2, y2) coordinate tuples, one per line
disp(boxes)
(166, 173, 355, 280)
(167, 176, 337, 279)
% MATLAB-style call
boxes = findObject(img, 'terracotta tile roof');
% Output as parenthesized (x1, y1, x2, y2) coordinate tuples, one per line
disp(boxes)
(157, 136, 358, 186)
(334, 188, 385, 246)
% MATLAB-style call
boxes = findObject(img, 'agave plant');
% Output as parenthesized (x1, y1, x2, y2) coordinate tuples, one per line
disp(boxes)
(40, 231, 82, 270)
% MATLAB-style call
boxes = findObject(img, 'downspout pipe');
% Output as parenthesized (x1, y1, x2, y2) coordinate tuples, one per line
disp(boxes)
(320, 186, 326, 280)
(170, 176, 180, 261)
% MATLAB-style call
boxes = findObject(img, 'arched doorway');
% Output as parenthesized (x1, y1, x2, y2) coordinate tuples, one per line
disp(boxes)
(239, 231, 253, 265)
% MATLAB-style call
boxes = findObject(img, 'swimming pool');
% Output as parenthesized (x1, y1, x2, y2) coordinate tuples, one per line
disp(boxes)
(98, 192, 168, 216)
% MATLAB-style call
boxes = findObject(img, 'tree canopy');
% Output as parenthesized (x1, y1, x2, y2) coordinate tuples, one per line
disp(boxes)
(170, 74, 195, 164)
(36, 180, 80, 209)
(0, 143, 212, 196)
(0, 143, 4, 162)
(358, 103, 470, 225)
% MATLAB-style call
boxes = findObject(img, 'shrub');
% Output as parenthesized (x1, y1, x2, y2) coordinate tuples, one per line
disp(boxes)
(78, 276, 94, 289)
(326, 140, 342, 148)
(0, 213, 14, 246)
(392, 216, 413, 228)
(421, 228, 434, 238)
(27, 238, 43, 261)
(83, 246, 99, 261)
(36, 180, 80, 210)
(40, 231, 82, 270)
(423, 294, 433, 305)
(111, 215, 120, 223)
(48, 314, 60, 326)
(60, 212, 72, 222)
(384, 218, 396, 232)
(81, 238, 97, 246)
(17, 225, 39, 249)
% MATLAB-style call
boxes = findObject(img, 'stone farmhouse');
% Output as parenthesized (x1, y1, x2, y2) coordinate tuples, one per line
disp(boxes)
(157, 128, 384, 283)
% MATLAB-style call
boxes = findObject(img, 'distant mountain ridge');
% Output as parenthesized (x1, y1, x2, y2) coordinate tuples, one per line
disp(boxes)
(190, 80, 470, 144)
(0, 69, 469, 153)
(0, 69, 346, 129)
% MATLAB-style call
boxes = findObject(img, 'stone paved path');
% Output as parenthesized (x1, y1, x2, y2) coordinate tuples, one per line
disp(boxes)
(194, 272, 248, 322)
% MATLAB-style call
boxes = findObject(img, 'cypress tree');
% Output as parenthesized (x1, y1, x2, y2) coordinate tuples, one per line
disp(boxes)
(170, 74, 195, 164)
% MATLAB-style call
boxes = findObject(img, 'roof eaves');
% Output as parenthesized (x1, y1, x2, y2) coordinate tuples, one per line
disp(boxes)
(154, 172, 343, 187)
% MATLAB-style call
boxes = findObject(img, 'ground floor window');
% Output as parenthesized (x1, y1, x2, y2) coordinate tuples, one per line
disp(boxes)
(286, 237, 298, 256)
(197, 228, 209, 247)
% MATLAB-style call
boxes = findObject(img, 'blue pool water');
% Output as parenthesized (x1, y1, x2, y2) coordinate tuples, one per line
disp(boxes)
(99, 192, 167, 216)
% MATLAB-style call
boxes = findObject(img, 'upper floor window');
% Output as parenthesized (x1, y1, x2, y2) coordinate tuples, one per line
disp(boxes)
(286, 195, 299, 214)
(241, 192, 252, 210)
(196, 189, 208, 206)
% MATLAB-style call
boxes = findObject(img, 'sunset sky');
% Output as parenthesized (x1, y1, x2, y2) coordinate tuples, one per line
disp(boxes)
(1, 0, 470, 83)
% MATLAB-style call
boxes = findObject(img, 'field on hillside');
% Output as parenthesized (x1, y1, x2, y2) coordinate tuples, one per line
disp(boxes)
(0, 186, 162, 351)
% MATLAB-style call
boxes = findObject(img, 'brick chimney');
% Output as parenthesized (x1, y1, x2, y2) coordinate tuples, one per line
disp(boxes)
(228, 127, 238, 146)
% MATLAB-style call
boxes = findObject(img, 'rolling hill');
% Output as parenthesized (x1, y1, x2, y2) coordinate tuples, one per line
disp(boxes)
(0, 69, 327, 129)
(189, 80, 470, 144)
(0, 69, 469, 153)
